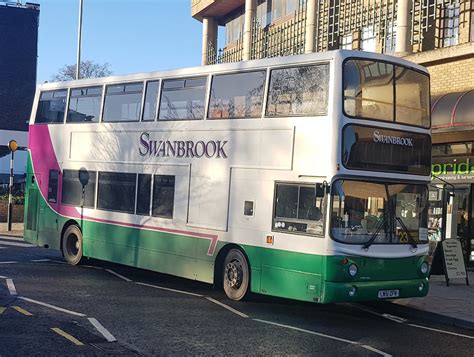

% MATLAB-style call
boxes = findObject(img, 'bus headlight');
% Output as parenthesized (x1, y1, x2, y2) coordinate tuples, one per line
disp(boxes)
(348, 264, 358, 277)
(420, 262, 429, 275)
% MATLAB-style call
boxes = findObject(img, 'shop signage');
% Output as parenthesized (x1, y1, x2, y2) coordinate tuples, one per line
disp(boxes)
(441, 239, 467, 280)
(432, 157, 474, 183)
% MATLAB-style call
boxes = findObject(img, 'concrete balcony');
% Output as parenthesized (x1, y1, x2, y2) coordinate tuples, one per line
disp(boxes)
(192, 0, 244, 22)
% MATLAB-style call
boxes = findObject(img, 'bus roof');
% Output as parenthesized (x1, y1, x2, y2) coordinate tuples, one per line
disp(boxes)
(38, 50, 429, 91)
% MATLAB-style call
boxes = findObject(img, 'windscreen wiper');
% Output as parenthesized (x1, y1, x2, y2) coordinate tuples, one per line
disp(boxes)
(395, 216, 418, 249)
(362, 214, 388, 249)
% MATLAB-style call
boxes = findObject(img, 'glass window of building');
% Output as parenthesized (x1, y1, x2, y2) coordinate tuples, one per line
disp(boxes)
(208, 70, 266, 119)
(225, 12, 244, 44)
(103, 82, 143, 122)
(158, 77, 207, 120)
(142, 81, 160, 121)
(341, 33, 353, 50)
(442, 1, 460, 47)
(266, 64, 329, 117)
(384, 21, 396, 53)
(97, 172, 136, 213)
(35, 90, 67, 124)
(361, 25, 376, 52)
(67, 86, 102, 123)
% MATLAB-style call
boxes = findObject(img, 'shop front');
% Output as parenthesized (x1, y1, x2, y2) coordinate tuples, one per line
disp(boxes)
(430, 90, 474, 266)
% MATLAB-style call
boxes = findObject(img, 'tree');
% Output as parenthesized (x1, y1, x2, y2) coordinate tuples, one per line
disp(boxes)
(51, 60, 112, 81)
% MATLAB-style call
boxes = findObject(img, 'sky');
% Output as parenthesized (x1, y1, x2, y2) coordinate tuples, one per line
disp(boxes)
(37, 0, 219, 83)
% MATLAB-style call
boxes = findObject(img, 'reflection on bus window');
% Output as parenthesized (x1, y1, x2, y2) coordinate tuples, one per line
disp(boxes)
(159, 77, 206, 120)
(395, 67, 430, 128)
(103, 83, 143, 122)
(330, 180, 428, 245)
(344, 60, 394, 121)
(62, 169, 96, 208)
(208, 70, 266, 119)
(343, 59, 430, 128)
(152, 175, 175, 218)
(35, 90, 67, 124)
(273, 183, 325, 236)
(98, 172, 136, 213)
(266, 64, 329, 117)
(142, 81, 160, 121)
(67, 86, 102, 123)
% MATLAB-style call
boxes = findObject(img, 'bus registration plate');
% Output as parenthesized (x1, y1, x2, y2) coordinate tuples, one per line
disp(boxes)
(378, 289, 399, 299)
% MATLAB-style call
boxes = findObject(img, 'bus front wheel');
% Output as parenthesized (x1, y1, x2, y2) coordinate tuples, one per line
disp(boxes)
(62, 225, 83, 265)
(223, 249, 249, 301)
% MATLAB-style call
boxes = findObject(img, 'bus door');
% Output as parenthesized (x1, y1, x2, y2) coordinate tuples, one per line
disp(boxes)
(24, 172, 40, 244)
(37, 170, 60, 248)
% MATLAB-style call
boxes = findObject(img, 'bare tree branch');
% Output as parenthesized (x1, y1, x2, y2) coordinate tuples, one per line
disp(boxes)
(51, 60, 113, 81)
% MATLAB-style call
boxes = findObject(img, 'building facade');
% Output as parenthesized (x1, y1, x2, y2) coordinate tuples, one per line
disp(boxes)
(0, 1, 40, 185)
(192, 0, 474, 264)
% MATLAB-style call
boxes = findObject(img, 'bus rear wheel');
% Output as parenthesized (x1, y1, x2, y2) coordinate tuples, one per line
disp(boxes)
(62, 225, 83, 265)
(223, 249, 249, 301)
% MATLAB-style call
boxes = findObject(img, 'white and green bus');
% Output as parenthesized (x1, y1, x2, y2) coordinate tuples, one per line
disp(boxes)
(24, 50, 432, 303)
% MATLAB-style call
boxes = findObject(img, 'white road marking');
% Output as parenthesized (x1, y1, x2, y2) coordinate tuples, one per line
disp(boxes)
(50, 260, 68, 265)
(30, 259, 51, 262)
(104, 269, 132, 282)
(205, 297, 249, 318)
(407, 323, 474, 339)
(6, 279, 17, 295)
(381, 314, 407, 323)
(136, 282, 203, 297)
(0, 261, 17, 264)
(0, 247, 6, 249)
(88, 317, 117, 342)
(82, 265, 103, 270)
(0, 241, 33, 248)
(253, 319, 392, 357)
(18, 297, 86, 317)
(0, 275, 9, 279)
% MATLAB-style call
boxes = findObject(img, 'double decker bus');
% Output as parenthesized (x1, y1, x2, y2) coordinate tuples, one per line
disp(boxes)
(24, 50, 431, 303)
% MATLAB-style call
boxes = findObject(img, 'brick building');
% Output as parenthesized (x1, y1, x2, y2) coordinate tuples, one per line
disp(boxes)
(0, 2, 40, 185)
(191, 0, 474, 263)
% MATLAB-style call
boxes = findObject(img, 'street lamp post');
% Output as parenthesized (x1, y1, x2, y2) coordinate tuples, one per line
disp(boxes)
(76, 0, 84, 80)
(7, 140, 18, 231)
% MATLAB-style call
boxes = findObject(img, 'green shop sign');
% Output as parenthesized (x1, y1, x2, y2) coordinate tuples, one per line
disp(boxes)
(432, 157, 474, 182)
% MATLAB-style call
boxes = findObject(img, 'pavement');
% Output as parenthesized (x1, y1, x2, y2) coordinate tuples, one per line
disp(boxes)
(1, 223, 473, 331)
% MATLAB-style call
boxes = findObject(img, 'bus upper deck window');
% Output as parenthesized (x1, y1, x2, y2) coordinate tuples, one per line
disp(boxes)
(159, 77, 207, 120)
(67, 86, 102, 123)
(35, 90, 67, 124)
(103, 82, 143, 122)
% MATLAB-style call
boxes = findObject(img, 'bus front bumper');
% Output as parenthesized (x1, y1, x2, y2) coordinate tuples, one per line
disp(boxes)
(320, 277, 429, 303)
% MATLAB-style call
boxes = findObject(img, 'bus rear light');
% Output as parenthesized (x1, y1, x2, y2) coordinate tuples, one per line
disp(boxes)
(348, 286, 357, 297)
(418, 282, 425, 292)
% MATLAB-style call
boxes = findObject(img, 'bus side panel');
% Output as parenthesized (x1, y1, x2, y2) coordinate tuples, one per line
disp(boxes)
(81, 219, 211, 283)
(260, 248, 323, 302)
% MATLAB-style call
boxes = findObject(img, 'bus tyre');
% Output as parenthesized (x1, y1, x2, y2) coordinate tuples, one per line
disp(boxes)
(62, 225, 83, 265)
(223, 249, 249, 301)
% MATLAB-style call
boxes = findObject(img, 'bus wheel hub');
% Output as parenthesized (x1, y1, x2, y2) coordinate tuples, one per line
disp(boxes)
(225, 261, 242, 289)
